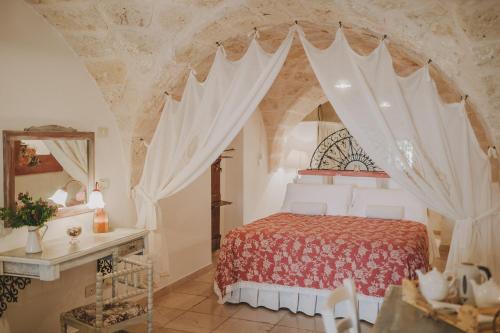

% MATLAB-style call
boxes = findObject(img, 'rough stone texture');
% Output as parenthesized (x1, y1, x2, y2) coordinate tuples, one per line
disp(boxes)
(99, 0, 154, 28)
(85, 60, 127, 86)
(25, 0, 500, 183)
(456, 0, 500, 42)
(36, 3, 108, 32)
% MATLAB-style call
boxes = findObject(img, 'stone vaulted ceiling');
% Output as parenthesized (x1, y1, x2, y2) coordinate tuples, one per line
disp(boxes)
(26, 0, 500, 182)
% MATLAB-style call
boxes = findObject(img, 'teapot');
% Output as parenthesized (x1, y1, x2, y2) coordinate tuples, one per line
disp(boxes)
(457, 263, 491, 303)
(417, 268, 456, 301)
(470, 279, 500, 307)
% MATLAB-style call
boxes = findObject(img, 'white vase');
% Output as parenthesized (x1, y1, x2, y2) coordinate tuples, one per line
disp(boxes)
(25, 226, 46, 254)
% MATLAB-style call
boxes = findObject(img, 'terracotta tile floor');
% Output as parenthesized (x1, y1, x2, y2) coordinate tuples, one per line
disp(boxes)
(126, 265, 373, 333)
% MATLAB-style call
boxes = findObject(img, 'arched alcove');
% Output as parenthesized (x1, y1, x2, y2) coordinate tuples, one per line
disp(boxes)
(26, 0, 499, 182)
(134, 21, 493, 175)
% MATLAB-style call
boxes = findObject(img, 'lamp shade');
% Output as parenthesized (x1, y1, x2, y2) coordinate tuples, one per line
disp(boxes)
(87, 190, 105, 209)
(49, 189, 68, 207)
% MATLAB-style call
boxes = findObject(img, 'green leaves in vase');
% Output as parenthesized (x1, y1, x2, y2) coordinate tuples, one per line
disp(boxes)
(0, 193, 58, 228)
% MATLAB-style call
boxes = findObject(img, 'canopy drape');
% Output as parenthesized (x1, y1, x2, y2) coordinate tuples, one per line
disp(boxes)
(44, 140, 88, 185)
(134, 24, 498, 279)
(297, 27, 498, 277)
(134, 29, 295, 276)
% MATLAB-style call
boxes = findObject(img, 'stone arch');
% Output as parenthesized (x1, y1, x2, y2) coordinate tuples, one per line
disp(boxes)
(26, 0, 499, 182)
(132, 21, 494, 177)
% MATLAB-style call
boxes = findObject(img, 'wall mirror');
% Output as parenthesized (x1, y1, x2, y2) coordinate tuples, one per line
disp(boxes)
(3, 126, 95, 225)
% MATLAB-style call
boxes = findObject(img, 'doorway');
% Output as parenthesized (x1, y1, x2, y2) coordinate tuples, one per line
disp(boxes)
(210, 150, 233, 251)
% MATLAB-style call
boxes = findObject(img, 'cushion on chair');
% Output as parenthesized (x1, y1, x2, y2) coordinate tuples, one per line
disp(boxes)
(68, 301, 146, 327)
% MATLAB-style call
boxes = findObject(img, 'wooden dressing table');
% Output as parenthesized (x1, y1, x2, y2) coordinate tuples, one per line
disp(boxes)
(1, 128, 149, 319)
(0, 228, 148, 316)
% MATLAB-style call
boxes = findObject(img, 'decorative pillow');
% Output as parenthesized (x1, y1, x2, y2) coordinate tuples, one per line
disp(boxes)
(290, 201, 327, 215)
(349, 188, 426, 223)
(281, 183, 353, 216)
(365, 204, 404, 220)
(334, 176, 378, 188)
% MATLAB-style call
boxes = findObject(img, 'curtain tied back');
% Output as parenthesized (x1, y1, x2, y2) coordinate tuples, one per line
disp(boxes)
(134, 24, 498, 280)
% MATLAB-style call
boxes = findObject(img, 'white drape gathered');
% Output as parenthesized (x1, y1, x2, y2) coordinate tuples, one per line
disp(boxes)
(297, 27, 498, 277)
(134, 29, 295, 276)
(134, 24, 497, 279)
(44, 140, 88, 185)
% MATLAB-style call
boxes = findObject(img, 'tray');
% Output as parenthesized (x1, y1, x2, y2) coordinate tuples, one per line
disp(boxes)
(402, 279, 500, 333)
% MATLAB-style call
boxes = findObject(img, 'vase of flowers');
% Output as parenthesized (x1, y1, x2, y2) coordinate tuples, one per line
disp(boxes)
(0, 193, 57, 253)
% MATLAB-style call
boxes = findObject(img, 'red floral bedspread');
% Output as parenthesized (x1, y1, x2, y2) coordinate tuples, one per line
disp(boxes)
(215, 213, 429, 298)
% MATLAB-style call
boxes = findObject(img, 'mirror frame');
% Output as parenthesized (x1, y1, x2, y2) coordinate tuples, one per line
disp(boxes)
(2, 127, 95, 226)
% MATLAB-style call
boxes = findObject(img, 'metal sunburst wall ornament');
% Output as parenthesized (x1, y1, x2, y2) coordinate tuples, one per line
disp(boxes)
(309, 128, 380, 171)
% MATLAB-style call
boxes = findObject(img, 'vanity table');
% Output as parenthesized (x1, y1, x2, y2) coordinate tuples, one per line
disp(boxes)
(0, 228, 148, 316)
(1, 127, 149, 318)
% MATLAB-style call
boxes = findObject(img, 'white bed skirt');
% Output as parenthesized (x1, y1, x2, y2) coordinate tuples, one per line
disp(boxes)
(215, 281, 383, 324)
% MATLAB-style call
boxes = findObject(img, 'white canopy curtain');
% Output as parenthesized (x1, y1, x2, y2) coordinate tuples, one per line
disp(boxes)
(134, 29, 295, 276)
(44, 140, 88, 185)
(135, 23, 497, 279)
(297, 27, 498, 277)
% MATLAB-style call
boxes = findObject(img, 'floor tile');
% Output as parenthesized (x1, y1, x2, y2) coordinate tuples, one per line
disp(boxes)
(156, 292, 206, 310)
(176, 280, 214, 297)
(212, 318, 274, 333)
(233, 305, 287, 325)
(153, 306, 185, 326)
(123, 323, 187, 333)
(361, 321, 374, 333)
(271, 326, 316, 333)
(194, 270, 215, 283)
(165, 311, 227, 333)
(189, 297, 240, 317)
(312, 318, 373, 333)
(278, 312, 325, 332)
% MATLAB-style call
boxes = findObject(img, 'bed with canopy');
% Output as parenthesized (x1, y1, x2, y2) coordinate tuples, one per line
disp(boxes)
(132, 23, 499, 321)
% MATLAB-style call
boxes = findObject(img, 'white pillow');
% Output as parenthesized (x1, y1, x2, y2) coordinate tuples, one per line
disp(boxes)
(290, 201, 327, 215)
(334, 176, 377, 188)
(349, 188, 426, 223)
(281, 183, 353, 216)
(365, 205, 404, 220)
(387, 179, 402, 189)
(296, 175, 325, 184)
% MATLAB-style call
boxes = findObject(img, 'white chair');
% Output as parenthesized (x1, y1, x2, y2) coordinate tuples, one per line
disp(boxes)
(321, 278, 360, 333)
(60, 256, 153, 333)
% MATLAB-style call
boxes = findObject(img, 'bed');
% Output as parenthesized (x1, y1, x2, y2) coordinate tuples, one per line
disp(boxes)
(214, 183, 433, 323)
